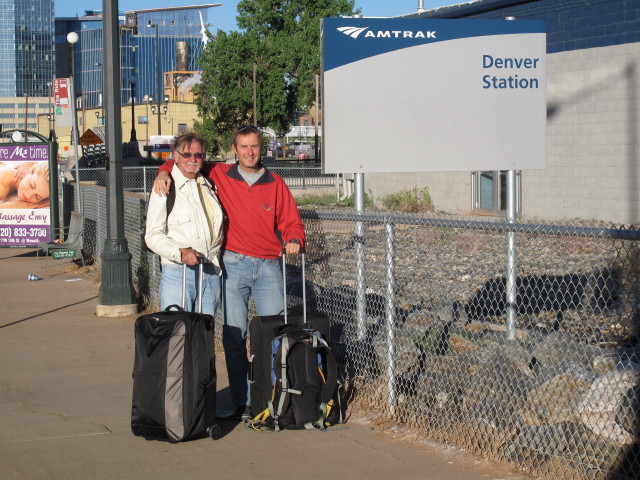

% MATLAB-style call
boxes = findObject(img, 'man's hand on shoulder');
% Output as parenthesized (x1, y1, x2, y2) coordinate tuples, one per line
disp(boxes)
(154, 171, 172, 196)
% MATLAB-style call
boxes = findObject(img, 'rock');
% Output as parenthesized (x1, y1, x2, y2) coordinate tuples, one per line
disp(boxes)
(462, 396, 524, 433)
(576, 364, 640, 445)
(591, 354, 621, 375)
(523, 373, 590, 425)
(531, 330, 594, 371)
(534, 360, 597, 385)
(449, 334, 477, 353)
(464, 349, 535, 413)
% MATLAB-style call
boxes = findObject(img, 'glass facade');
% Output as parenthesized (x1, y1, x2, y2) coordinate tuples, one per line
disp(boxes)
(57, 7, 210, 110)
(0, 0, 55, 97)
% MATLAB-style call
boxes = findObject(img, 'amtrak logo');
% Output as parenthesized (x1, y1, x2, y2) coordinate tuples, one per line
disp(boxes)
(337, 26, 436, 40)
(337, 26, 369, 38)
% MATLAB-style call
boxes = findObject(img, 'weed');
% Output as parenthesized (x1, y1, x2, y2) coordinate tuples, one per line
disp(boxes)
(380, 186, 434, 213)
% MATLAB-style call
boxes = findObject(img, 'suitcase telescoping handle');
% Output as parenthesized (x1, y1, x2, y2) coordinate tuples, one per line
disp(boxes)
(181, 257, 205, 313)
(282, 250, 306, 325)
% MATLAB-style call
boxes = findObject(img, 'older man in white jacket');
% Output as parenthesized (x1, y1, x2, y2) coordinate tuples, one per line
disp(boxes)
(145, 132, 224, 315)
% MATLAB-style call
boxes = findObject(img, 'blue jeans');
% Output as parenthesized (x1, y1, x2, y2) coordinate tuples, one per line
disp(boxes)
(221, 250, 284, 408)
(159, 263, 220, 316)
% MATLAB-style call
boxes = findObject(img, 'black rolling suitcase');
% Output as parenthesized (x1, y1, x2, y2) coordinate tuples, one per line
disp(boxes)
(248, 252, 331, 418)
(131, 262, 220, 442)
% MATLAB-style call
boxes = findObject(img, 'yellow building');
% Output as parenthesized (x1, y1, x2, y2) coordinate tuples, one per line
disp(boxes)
(37, 100, 200, 159)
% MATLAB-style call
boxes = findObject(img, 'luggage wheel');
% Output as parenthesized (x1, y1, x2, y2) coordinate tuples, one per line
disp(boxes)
(207, 424, 222, 440)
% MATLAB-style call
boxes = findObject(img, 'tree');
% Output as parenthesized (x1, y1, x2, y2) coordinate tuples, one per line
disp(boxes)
(193, 0, 358, 153)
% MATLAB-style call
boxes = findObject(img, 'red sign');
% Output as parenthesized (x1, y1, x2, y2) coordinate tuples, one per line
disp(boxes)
(54, 78, 70, 108)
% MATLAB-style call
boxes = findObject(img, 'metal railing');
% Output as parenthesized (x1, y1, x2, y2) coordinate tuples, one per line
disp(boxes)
(65, 163, 338, 200)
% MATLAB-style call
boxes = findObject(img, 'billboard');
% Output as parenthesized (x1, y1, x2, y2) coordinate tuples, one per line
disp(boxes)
(322, 18, 547, 173)
(0, 144, 51, 246)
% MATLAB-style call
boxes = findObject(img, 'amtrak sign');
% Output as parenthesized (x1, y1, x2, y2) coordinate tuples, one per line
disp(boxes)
(321, 18, 547, 173)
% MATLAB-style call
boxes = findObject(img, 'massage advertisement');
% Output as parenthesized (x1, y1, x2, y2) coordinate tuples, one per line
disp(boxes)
(0, 144, 51, 246)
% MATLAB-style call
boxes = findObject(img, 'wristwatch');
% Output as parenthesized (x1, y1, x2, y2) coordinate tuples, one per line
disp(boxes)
(289, 239, 299, 244)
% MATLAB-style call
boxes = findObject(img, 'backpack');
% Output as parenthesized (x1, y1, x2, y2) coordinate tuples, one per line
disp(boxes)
(249, 325, 342, 432)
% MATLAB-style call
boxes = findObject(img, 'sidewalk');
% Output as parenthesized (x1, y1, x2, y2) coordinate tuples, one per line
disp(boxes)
(0, 248, 534, 480)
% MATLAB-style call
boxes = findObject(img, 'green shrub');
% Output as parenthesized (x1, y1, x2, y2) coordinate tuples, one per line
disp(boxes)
(380, 187, 434, 212)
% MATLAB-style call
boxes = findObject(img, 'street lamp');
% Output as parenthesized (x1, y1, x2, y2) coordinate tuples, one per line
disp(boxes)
(94, 62, 105, 122)
(146, 23, 161, 136)
(130, 77, 137, 142)
(67, 31, 82, 214)
(150, 104, 158, 134)
(95, 110, 100, 125)
(47, 81, 53, 133)
(150, 103, 168, 135)
(146, 95, 153, 142)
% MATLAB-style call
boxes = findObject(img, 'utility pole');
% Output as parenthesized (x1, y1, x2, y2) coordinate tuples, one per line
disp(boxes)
(253, 62, 257, 125)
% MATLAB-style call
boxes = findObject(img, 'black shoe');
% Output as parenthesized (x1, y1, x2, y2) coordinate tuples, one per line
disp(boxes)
(234, 405, 252, 422)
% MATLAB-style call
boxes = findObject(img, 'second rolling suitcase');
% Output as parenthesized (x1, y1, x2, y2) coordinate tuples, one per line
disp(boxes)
(248, 252, 330, 417)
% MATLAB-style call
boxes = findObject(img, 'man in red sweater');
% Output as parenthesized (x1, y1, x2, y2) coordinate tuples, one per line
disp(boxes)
(154, 125, 304, 421)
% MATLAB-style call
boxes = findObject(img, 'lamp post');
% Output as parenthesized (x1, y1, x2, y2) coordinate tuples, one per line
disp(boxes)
(146, 95, 152, 142)
(47, 81, 53, 133)
(162, 104, 172, 134)
(146, 23, 161, 136)
(130, 77, 137, 142)
(151, 103, 168, 135)
(96, 0, 135, 315)
(94, 62, 105, 122)
(66, 31, 82, 214)
(150, 104, 156, 133)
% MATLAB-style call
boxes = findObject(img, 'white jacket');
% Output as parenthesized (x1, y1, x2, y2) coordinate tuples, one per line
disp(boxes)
(145, 164, 224, 271)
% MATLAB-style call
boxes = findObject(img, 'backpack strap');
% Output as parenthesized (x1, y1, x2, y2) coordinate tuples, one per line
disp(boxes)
(142, 173, 175, 253)
(268, 333, 303, 432)
(166, 176, 176, 216)
(302, 335, 338, 431)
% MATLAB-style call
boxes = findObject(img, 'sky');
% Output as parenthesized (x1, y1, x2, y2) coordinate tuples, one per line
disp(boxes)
(55, 1, 469, 31)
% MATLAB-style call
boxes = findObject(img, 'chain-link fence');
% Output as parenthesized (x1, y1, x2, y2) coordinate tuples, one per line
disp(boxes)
(67, 177, 639, 480)
(292, 211, 639, 480)
(66, 163, 338, 198)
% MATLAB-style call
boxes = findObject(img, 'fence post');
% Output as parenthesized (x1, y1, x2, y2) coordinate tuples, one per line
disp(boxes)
(143, 166, 148, 200)
(385, 220, 397, 412)
(506, 170, 518, 340)
(354, 173, 367, 340)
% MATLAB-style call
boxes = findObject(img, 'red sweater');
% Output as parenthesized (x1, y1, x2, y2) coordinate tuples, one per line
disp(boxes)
(159, 161, 305, 259)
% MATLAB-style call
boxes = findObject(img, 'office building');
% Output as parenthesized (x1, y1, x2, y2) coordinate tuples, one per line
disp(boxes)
(56, 5, 219, 110)
(0, 0, 55, 98)
(0, 0, 55, 132)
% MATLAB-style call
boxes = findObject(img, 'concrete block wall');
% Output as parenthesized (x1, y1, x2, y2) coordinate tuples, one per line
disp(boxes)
(366, 0, 640, 223)
(366, 171, 472, 214)
(465, 0, 640, 54)
(526, 42, 640, 223)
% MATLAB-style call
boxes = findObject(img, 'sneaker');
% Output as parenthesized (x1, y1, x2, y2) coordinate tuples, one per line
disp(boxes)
(234, 405, 252, 422)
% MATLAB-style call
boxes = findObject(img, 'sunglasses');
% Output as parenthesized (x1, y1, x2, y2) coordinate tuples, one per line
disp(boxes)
(236, 124, 260, 134)
(176, 151, 204, 160)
